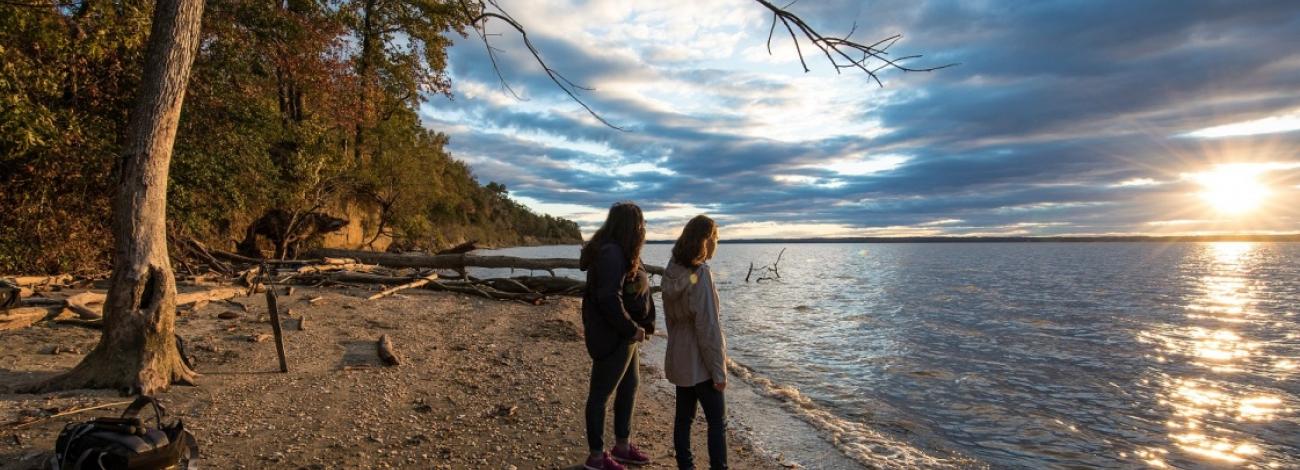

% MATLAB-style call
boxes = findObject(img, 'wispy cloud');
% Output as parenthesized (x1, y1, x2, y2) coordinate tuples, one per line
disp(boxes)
(429, 0, 1300, 237)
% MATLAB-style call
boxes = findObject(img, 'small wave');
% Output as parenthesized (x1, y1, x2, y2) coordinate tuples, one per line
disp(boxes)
(728, 360, 983, 469)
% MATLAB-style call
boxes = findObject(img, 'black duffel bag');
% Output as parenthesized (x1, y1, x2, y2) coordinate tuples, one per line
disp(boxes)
(51, 395, 199, 470)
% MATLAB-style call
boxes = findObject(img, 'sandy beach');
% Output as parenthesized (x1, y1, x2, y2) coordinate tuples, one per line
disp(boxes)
(0, 286, 789, 469)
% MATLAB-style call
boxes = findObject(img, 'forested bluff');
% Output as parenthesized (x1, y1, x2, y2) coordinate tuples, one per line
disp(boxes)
(0, 1, 582, 274)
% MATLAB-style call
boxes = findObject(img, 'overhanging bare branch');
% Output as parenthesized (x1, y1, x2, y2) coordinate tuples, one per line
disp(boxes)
(753, 0, 957, 87)
(458, 0, 624, 130)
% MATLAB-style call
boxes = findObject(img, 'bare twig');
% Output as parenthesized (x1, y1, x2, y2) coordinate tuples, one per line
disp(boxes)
(367, 272, 439, 300)
(4, 400, 135, 430)
(753, 0, 956, 86)
(459, 0, 624, 130)
(747, 248, 786, 283)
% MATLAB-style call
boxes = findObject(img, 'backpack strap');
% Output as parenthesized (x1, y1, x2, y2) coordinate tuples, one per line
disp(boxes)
(121, 395, 166, 428)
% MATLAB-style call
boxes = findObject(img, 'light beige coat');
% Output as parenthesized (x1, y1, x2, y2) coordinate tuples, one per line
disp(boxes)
(661, 261, 727, 387)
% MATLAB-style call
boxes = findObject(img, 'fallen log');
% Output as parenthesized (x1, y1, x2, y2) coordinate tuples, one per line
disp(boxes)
(210, 249, 314, 266)
(65, 292, 105, 320)
(0, 307, 62, 331)
(297, 263, 380, 274)
(308, 248, 666, 276)
(63, 287, 248, 320)
(436, 240, 479, 255)
(378, 334, 402, 366)
(477, 278, 536, 294)
(54, 318, 103, 330)
(3, 275, 74, 289)
(298, 271, 570, 301)
(20, 297, 68, 308)
(430, 281, 545, 304)
(510, 276, 585, 295)
(177, 287, 249, 306)
(368, 273, 439, 301)
(301, 272, 410, 286)
(180, 237, 235, 276)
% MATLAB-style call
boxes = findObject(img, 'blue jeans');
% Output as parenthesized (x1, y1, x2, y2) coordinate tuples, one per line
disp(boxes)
(674, 380, 727, 469)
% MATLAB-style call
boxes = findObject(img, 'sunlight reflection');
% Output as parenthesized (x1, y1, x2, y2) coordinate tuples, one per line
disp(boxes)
(1210, 242, 1253, 264)
(1141, 242, 1274, 467)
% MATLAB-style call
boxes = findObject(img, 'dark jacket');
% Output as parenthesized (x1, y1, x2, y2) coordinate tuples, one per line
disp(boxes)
(581, 242, 656, 359)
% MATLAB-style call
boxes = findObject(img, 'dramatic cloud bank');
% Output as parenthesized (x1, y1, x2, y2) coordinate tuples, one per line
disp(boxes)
(425, 0, 1300, 238)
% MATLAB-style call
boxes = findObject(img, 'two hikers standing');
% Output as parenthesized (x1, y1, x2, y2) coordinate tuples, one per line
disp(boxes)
(579, 203, 728, 470)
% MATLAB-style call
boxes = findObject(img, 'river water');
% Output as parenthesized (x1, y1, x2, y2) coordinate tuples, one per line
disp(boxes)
(481, 242, 1299, 469)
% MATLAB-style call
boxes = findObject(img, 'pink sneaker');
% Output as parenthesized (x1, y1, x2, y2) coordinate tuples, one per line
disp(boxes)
(584, 452, 627, 470)
(611, 444, 651, 465)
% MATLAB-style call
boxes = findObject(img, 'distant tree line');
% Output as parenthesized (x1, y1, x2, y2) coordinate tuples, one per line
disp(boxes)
(0, 0, 580, 274)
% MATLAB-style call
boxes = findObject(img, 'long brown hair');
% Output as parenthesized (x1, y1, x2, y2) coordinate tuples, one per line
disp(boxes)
(579, 201, 646, 276)
(671, 215, 717, 269)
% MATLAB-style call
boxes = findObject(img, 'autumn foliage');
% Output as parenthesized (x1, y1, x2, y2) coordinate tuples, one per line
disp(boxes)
(0, 0, 580, 274)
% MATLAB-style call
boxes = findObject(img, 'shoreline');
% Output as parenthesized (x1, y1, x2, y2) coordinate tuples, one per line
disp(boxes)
(0, 287, 776, 469)
(638, 336, 867, 469)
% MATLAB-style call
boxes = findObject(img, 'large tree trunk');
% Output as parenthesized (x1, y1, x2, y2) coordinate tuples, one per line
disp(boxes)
(32, 0, 206, 395)
(353, 0, 376, 163)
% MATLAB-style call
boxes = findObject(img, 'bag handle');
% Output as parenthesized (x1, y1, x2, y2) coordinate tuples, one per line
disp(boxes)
(120, 395, 166, 428)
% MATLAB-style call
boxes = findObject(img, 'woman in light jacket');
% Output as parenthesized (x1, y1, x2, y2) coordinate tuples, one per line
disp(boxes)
(661, 215, 727, 470)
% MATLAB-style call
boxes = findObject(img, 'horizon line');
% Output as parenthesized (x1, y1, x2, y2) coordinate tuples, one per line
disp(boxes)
(642, 233, 1300, 244)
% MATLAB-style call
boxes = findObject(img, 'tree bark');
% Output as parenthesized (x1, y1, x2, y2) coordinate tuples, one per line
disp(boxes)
(353, 0, 377, 164)
(30, 0, 206, 395)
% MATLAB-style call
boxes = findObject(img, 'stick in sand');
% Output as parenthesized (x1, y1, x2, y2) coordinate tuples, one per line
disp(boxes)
(262, 263, 289, 373)
(367, 273, 439, 301)
(5, 400, 135, 430)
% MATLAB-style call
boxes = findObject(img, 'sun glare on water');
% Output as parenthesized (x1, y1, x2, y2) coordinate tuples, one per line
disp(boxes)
(1192, 165, 1270, 214)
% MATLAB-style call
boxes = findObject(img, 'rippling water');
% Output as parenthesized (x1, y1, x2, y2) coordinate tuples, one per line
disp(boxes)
(483, 242, 1299, 469)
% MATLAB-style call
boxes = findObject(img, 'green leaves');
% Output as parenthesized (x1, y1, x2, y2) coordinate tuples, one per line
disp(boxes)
(0, 0, 579, 273)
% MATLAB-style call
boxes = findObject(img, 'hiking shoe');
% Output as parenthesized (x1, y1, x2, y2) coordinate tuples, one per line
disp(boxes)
(611, 444, 651, 465)
(584, 452, 627, 470)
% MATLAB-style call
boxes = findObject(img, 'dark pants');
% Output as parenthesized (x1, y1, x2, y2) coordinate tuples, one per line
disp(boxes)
(585, 341, 639, 453)
(674, 380, 727, 470)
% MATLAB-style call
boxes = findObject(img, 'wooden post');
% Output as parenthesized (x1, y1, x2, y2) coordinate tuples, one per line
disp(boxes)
(262, 264, 289, 373)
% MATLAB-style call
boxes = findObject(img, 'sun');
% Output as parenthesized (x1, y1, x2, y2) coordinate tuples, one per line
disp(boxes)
(1192, 165, 1270, 214)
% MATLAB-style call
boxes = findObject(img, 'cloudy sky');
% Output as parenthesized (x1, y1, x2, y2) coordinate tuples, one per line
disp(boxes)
(423, 0, 1300, 239)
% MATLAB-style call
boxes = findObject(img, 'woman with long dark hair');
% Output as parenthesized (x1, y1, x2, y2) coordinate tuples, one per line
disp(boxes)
(579, 202, 655, 470)
(661, 215, 728, 470)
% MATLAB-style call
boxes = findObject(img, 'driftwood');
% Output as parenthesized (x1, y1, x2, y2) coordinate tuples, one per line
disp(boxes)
(508, 276, 585, 295)
(302, 272, 410, 286)
(377, 334, 402, 366)
(263, 269, 289, 373)
(3, 400, 136, 431)
(177, 237, 235, 276)
(19, 297, 68, 308)
(55, 318, 105, 330)
(436, 240, 479, 255)
(65, 292, 106, 320)
(296, 263, 380, 274)
(178, 287, 249, 306)
(3, 275, 74, 289)
(0, 307, 63, 331)
(745, 248, 786, 283)
(429, 281, 545, 304)
(368, 273, 439, 301)
(310, 248, 666, 276)
(210, 249, 314, 266)
(62, 287, 248, 321)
